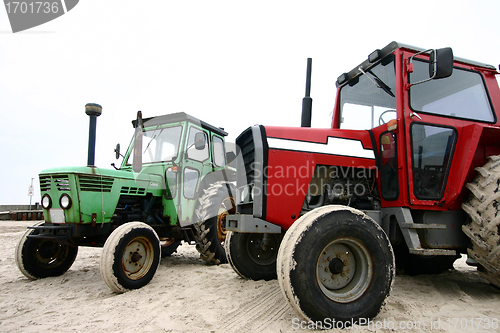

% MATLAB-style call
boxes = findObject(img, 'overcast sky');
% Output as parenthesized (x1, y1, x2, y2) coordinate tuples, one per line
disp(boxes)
(1, 0, 499, 205)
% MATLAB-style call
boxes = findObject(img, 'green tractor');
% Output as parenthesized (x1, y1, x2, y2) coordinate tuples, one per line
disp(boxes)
(15, 104, 236, 292)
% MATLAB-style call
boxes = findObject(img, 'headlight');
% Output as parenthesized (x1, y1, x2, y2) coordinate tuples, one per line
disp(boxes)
(41, 194, 52, 209)
(59, 194, 72, 209)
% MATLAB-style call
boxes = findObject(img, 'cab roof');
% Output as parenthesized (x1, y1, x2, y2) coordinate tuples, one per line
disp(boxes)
(336, 41, 497, 88)
(132, 112, 228, 137)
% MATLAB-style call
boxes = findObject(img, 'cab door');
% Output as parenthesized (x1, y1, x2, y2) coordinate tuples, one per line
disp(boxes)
(178, 125, 212, 226)
(401, 51, 495, 209)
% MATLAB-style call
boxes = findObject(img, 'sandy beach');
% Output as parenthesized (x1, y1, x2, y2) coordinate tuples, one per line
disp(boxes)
(1, 220, 499, 332)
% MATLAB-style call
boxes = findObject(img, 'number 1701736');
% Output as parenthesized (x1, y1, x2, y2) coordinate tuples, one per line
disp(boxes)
(5, 2, 59, 14)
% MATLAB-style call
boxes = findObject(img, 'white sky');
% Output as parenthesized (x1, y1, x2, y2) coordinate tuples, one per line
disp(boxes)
(0, 0, 499, 205)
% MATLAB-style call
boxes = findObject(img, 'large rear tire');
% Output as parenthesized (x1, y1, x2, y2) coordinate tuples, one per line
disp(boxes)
(15, 222, 78, 279)
(277, 205, 395, 326)
(462, 155, 500, 288)
(194, 181, 236, 264)
(100, 222, 160, 293)
(225, 231, 281, 281)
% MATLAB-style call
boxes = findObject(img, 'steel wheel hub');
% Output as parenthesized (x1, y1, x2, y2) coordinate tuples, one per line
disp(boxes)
(316, 237, 373, 303)
(122, 236, 155, 280)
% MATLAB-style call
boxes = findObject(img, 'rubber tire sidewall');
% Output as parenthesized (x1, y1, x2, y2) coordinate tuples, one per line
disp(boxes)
(278, 206, 395, 324)
(100, 222, 160, 293)
(15, 222, 78, 279)
(462, 155, 500, 287)
(195, 182, 236, 265)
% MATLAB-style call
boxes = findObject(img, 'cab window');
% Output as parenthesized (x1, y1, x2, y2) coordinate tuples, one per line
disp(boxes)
(186, 127, 209, 162)
(339, 54, 397, 130)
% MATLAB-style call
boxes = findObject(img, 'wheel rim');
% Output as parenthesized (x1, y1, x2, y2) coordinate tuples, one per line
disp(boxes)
(160, 238, 175, 248)
(35, 240, 66, 267)
(216, 196, 236, 244)
(316, 237, 373, 303)
(122, 236, 155, 280)
(246, 234, 278, 266)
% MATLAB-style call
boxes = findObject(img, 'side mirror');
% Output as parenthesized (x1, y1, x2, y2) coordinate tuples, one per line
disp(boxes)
(115, 143, 121, 159)
(194, 132, 206, 150)
(406, 47, 454, 89)
(429, 47, 453, 80)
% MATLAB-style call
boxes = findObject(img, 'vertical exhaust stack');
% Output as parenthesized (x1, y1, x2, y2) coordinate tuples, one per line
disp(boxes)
(85, 103, 102, 167)
(301, 58, 313, 127)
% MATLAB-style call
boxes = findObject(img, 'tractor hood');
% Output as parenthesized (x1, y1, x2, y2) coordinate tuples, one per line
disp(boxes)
(39, 166, 164, 224)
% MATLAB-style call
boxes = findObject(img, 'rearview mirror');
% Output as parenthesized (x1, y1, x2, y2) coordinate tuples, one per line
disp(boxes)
(194, 132, 206, 150)
(407, 47, 454, 89)
(429, 47, 453, 79)
(115, 143, 120, 159)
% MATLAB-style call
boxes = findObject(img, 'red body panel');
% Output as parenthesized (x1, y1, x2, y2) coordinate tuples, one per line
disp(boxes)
(264, 127, 376, 229)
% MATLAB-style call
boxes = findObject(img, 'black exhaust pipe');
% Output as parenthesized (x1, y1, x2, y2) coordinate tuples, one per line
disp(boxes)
(85, 103, 102, 167)
(301, 58, 312, 127)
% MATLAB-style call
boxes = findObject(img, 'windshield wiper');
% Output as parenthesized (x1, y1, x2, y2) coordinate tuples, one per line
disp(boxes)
(143, 126, 163, 154)
(358, 67, 395, 97)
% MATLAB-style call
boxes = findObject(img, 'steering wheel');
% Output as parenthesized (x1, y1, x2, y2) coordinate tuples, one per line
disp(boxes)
(378, 110, 397, 126)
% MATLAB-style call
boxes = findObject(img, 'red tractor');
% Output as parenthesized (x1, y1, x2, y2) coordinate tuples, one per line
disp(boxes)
(225, 42, 500, 325)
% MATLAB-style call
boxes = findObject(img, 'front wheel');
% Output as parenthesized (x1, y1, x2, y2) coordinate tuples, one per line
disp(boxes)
(277, 205, 395, 325)
(225, 231, 281, 281)
(15, 222, 78, 279)
(100, 222, 160, 293)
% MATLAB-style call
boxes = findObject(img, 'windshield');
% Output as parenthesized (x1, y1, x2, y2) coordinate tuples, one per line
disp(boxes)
(339, 54, 396, 130)
(126, 125, 182, 164)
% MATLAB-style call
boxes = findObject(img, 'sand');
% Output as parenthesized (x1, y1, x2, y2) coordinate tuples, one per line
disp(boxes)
(1, 220, 499, 332)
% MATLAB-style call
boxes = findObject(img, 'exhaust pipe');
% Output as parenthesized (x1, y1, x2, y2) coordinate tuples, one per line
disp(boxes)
(301, 58, 312, 127)
(85, 103, 102, 167)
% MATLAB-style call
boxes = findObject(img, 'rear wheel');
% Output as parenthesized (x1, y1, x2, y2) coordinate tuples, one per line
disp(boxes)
(462, 155, 500, 288)
(194, 182, 236, 264)
(277, 205, 395, 325)
(100, 222, 160, 293)
(225, 231, 281, 280)
(15, 222, 78, 279)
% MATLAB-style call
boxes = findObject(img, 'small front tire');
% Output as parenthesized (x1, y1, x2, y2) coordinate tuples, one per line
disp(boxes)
(100, 222, 160, 293)
(15, 222, 78, 279)
(277, 205, 395, 325)
(225, 231, 281, 281)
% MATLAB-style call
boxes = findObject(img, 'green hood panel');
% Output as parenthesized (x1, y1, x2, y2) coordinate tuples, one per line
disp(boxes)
(39, 167, 165, 224)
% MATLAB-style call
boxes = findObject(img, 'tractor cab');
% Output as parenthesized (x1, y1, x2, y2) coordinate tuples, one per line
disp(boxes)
(116, 112, 234, 227)
(334, 42, 500, 211)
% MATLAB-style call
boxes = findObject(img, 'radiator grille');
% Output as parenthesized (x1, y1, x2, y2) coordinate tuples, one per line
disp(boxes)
(120, 187, 146, 195)
(237, 127, 256, 187)
(53, 176, 71, 191)
(79, 175, 114, 192)
(39, 175, 51, 192)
